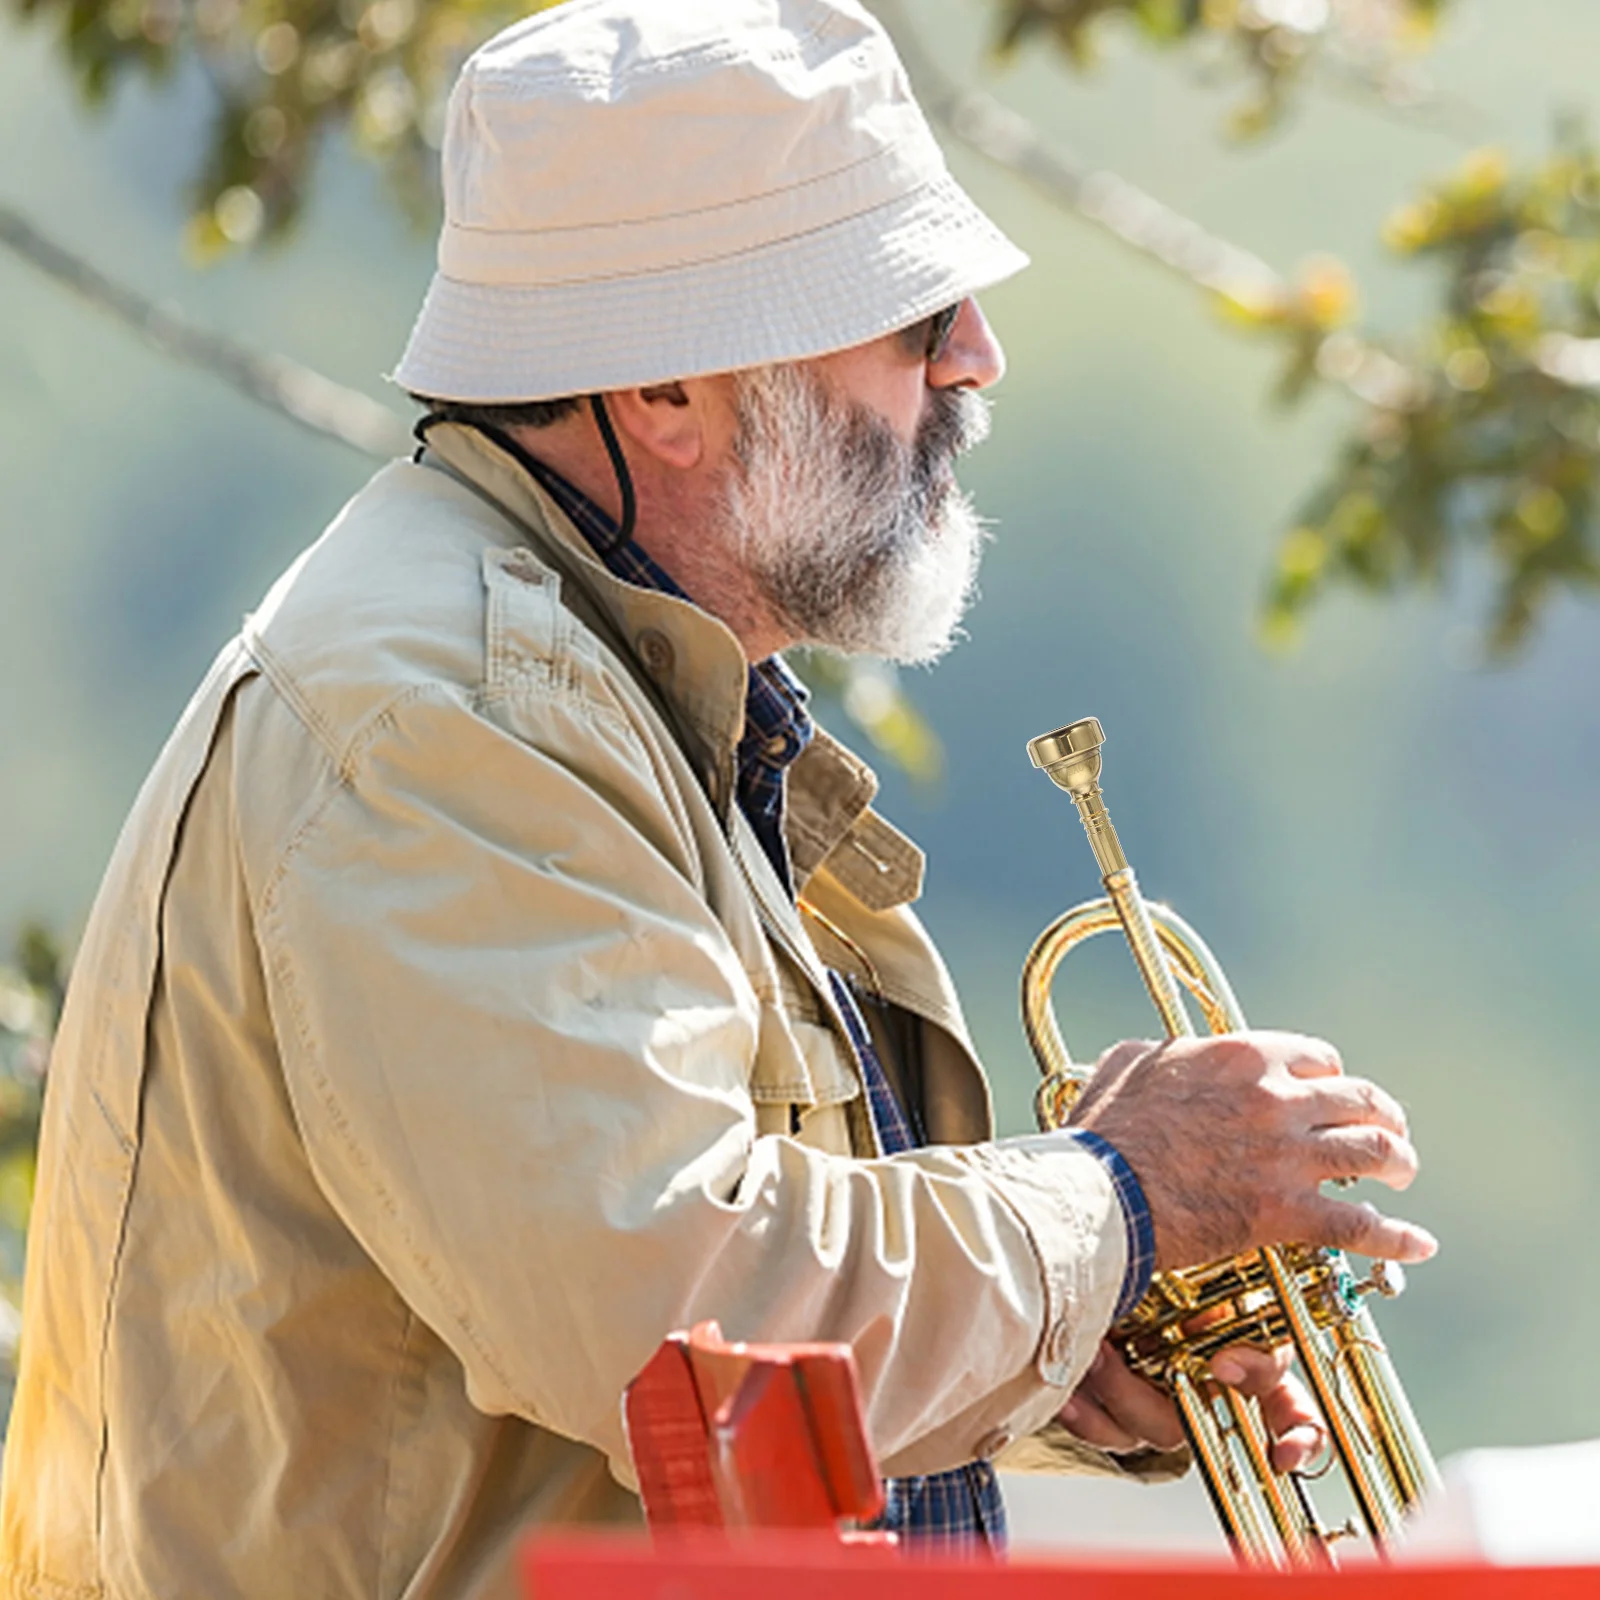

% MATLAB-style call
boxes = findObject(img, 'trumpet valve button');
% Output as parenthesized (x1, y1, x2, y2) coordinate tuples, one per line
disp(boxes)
(1359, 1261, 1406, 1299)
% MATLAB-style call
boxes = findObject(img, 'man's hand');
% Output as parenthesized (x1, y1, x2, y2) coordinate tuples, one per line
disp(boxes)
(1069, 1031, 1438, 1271)
(1060, 1339, 1324, 1472)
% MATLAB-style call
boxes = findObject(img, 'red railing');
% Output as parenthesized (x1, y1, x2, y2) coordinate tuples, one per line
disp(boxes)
(524, 1535, 1600, 1600)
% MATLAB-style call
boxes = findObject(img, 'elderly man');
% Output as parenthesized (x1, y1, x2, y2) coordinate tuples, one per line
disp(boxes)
(0, 0, 1434, 1595)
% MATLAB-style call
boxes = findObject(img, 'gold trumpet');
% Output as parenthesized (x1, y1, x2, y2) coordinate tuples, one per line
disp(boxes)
(1024, 716, 1439, 1566)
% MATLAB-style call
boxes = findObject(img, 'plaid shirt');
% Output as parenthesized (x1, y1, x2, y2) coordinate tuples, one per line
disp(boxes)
(517, 451, 1156, 1554)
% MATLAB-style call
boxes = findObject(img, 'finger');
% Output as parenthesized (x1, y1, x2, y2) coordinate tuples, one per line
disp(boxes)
(1302, 1076, 1409, 1139)
(1269, 1033, 1343, 1081)
(1309, 1125, 1420, 1190)
(1207, 1343, 1292, 1396)
(1270, 1422, 1326, 1474)
(1077, 1344, 1187, 1452)
(1252, 1365, 1317, 1432)
(1258, 1373, 1324, 1474)
(1057, 1390, 1145, 1454)
(1209, 1349, 1325, 1473)
(1298, 1197, 1438, 1262)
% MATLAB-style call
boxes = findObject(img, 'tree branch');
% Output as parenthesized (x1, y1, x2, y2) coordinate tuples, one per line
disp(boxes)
(0, 205, 411, 459)
(876, 0, 1424, 412)
(891, 14, 1282, 299)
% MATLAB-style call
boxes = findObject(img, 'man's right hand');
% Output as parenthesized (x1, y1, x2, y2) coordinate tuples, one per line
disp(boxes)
(1068, 1031, 1438, 1271)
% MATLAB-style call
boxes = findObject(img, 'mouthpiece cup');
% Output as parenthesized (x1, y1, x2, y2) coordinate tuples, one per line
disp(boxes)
(1028, 718, 1106, 795)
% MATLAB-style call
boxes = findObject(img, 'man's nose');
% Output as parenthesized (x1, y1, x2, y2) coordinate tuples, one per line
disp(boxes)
(929, 298, 1005, 389)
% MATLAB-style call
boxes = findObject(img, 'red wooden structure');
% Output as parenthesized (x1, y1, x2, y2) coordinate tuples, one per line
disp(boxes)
(527, 1327, 1600, 1600)
(524, 1534, 1600, 1600)
(622, 1320, 889, 1542)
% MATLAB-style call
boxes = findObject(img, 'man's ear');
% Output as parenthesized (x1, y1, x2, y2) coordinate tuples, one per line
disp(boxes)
(604, 380, 709, 470)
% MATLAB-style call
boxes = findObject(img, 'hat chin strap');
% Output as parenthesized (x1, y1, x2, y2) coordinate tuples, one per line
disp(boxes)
(588, 393, 637, 554)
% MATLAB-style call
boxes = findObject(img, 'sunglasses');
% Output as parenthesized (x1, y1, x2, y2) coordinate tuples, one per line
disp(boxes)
(899, 301, 963, 364)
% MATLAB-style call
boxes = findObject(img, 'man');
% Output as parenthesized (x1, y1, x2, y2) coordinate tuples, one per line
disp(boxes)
(0, 0, 1435, 1594)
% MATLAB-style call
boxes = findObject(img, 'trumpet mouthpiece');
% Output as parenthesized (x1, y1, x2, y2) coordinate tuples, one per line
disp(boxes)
(1027, 718, 1105, 796)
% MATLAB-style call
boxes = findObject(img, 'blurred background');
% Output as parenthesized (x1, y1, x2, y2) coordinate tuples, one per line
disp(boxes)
(2, 0, 1599, 1553)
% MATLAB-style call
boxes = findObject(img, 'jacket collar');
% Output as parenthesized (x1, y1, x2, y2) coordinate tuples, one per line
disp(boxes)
(423, 421, 747, 768)
(421, 420, 922, 912)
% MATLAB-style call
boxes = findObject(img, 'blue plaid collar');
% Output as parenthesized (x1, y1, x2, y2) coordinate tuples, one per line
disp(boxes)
(521, 454, 814, 890)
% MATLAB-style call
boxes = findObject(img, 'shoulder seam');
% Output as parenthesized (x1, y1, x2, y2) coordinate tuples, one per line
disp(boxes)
(243, 634, 464, 785)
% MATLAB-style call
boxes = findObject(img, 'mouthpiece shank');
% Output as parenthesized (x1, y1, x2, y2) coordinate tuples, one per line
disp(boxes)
(1029, 716, 1191, 1038)
(1027, 718, 1129, 879)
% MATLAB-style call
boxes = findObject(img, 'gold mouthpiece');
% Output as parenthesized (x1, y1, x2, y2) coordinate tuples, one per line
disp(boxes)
(1027, 718, 1106, 798)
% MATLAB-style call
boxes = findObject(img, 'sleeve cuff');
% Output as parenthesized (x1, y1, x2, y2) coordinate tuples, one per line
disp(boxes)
(955, 1133, 1129, 1394)
(1060, 1128, 1156, 1320)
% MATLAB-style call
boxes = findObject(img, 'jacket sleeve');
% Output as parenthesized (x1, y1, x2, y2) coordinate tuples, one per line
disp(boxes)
(999, 1425, 1192, 1483)
(251, 679, 1131, 1483)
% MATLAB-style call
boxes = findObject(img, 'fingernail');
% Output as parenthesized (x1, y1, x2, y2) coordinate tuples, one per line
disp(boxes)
(1210, 1356, 1244, 1386)
(1412, 1227, 1440, 1259)
(1059, 1397, 1084, 1427)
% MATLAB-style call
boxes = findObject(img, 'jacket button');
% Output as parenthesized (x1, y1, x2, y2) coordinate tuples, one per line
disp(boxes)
(637, 628, 674, 678)
(973, 1426, 1014, 1461)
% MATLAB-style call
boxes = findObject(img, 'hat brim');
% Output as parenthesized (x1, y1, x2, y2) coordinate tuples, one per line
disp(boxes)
(391, 171, 1028, 402)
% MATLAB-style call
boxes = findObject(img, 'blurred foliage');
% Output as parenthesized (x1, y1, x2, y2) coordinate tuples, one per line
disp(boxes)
(1215, 251, 1364, 402)
(5, 0, 550, 256)
(987, 0, 1450, 140)
(1253, 129, 1600, 653)
(794, 653, 944, 784)
(6, 0, 1453, 253)
(0, 926, 59, 1409)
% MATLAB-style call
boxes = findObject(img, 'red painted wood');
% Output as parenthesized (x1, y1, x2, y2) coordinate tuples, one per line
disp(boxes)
(786, 1349, 881, 1520)
(709, 1361, 838, 1528)
(623, 1336, 722, 1529)
(621, 1322, 886, 1537)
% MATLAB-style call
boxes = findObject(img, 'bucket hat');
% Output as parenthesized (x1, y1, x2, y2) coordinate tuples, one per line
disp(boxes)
(393, 0, 1028, 402)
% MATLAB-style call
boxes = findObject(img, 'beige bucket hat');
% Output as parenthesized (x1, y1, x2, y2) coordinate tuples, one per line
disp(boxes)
(393, 0, 1029, 402)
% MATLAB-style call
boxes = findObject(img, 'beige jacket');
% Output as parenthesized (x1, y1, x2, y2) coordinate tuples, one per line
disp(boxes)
(1, 425, 1171, 1600)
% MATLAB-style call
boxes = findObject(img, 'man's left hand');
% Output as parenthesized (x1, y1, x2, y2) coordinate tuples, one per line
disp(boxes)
(1058, 1339, 1324, 1471)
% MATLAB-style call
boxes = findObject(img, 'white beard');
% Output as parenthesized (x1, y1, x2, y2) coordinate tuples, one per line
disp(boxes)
(717, 362, 991, 665)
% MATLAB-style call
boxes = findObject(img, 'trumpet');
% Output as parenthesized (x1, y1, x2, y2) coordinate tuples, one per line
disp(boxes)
(1024, 716, 1439, 1566)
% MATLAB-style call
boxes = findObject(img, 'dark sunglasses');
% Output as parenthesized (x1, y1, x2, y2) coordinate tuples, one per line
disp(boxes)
(898, 301, 962, 364)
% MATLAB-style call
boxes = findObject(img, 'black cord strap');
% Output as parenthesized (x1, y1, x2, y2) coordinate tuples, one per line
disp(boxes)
(588, 392, 637, 553)
(412, 403, 636, 556)
(411, 410, 443, 462)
